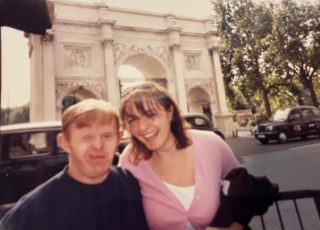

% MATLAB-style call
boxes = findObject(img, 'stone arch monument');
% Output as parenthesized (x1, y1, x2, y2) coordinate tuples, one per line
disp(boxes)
(28, 1, 234, 136)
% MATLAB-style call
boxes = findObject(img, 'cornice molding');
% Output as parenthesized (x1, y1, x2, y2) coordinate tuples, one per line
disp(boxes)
(114, 42, 169, 64)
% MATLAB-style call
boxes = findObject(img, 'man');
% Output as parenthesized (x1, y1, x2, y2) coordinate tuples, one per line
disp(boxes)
(0, 99, 148, 230)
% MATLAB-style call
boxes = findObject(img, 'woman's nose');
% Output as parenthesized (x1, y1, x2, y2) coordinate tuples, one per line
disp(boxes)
(138, 117, 149, 131)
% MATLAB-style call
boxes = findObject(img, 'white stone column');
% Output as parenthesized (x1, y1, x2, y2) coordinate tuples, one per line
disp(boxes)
(206, 32, 234, 137)
(168, 28, 188, 113)
(206, 34, 230, 115)
(41, 31, 56, 121)
(99, 19, 120, 107)
(102, 38, 119, 106)
(29, 34, 44, 122)
(211, 47, 229, 114)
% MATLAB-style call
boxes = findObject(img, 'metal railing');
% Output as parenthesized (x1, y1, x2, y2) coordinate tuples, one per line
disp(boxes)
(250, 190, 320, 230)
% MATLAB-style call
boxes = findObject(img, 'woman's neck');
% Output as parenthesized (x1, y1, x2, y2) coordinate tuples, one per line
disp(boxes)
(153, 132, 178, 159)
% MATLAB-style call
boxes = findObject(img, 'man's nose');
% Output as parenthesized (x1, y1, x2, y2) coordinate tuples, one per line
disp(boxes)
(92, 137, 103, 149)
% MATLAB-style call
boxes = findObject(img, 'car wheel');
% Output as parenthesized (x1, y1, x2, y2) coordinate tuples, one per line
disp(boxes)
(259, 139, 268, 144)
(278, 132, 288, 143)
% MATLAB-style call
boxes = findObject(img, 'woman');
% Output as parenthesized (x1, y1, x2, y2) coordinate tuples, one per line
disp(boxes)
(118, 82, 242, 230)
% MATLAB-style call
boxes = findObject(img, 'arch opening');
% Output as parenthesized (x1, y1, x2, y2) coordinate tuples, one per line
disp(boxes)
(187, 87, 213, 120)
(118, 54, 168, 95)
(60, 86, 97, 112)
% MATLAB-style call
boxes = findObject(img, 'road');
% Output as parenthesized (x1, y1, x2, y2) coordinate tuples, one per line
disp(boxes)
(226, 133, 320, 191)
(226, 132, 320, 157)
(226, 133, 320, 229)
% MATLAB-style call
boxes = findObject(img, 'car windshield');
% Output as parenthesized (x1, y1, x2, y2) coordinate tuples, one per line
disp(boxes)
(272, 109, 290, 121)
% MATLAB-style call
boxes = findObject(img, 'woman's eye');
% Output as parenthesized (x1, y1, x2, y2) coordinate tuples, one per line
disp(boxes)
(146, 111, 156, 118)
(127, 116, 137, 124)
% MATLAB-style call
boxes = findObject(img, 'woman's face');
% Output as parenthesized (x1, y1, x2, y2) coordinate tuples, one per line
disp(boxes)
(125, 100, 174, 152)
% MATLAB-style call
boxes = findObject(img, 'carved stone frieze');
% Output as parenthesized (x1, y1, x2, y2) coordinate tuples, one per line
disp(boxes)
(98, 6, 110, 21)
(41, 30, 54, 43)
(184, 53, 201, 71)
(56, 79, 105, 99)
(206, 34, 220, 51)
(209, 46, 220, 55)
(204, 18, 218, 33)
(185, 79, 215, 101)
(166, 14, 177, 27)
(63, 45, 91, 69)
(180, 32, 204, 39)
(113, 43, 169, 64)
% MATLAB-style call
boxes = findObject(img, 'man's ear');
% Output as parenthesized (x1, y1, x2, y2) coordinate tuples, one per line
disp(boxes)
(57, 133, 71, 154)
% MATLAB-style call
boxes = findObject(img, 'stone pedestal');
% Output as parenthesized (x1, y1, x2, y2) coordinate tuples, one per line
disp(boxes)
(215, 113, 234, 137)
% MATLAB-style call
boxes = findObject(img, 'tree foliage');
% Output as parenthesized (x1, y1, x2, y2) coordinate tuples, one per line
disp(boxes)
(271, 0, 320, 107)
(1, 104, 29, 125)
(214, 0, 320, 117)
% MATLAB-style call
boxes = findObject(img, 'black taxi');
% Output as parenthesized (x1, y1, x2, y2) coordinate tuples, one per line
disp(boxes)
(0, 121, 67, 209)
(254, 106, 320, 144)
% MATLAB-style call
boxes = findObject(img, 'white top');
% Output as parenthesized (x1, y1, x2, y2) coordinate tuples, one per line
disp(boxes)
(163, 182, 196, 230)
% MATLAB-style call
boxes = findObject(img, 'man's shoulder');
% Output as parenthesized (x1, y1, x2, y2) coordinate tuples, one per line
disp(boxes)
(109, 167, 141, 194)
(3, 170, 66, 214)
(110, 166, 136, 182)
(28, 169, 66, 196)
(0, 171, 65, 229)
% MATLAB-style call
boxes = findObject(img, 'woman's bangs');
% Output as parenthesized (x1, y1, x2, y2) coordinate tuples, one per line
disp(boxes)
(135, 95, 164, 115)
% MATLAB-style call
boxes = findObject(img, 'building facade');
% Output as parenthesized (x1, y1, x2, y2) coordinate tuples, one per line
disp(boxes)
(28, 0, 234, 136)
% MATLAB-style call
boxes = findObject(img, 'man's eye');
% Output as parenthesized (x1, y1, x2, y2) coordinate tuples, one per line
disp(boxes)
(83, 135, 93, 141)
(103, 134, 112, 139)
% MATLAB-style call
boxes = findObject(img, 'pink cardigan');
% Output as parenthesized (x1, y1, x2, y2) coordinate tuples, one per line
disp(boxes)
(119, 129, 239, 230)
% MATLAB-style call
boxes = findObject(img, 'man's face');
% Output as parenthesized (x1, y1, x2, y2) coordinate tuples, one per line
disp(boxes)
(59, 118, 121, 184)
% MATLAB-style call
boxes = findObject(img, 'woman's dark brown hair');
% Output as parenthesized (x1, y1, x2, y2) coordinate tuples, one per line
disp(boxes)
(120, 81, 191, 164)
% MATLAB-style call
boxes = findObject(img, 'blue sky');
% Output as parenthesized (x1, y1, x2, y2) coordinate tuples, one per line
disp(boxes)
(1, 0, 212, 108)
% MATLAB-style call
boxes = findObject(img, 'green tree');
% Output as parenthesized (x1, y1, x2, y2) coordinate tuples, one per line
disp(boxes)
(0, 104, 29, 125)
(215, 0, 291, 117)
(268, 0, 320, 107)
(214, 0, 320, 118)
(214, 0, 239, 106)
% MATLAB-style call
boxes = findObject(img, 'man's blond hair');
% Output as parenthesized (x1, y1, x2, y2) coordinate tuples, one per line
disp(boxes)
(61, 99, 119, 137)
